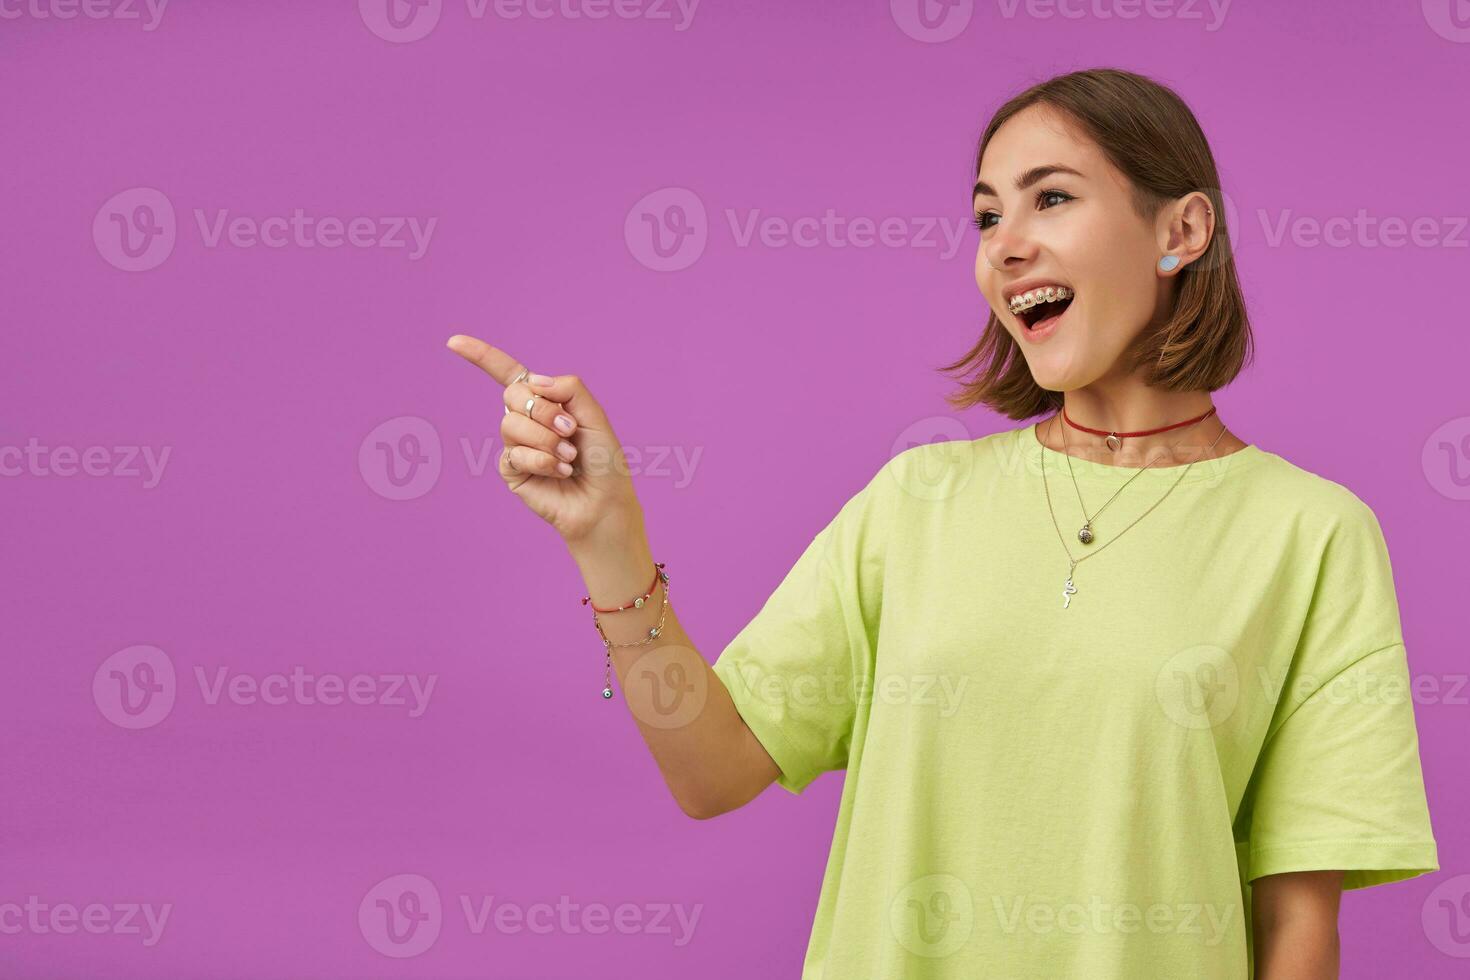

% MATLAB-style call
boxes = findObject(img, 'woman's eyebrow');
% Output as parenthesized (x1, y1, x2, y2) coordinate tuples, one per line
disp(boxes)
(972, 164, 1086, 200)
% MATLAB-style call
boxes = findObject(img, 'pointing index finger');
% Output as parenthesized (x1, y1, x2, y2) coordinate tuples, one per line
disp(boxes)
(445, 334, 528, 387)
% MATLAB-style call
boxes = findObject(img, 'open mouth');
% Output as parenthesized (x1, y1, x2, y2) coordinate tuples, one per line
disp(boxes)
(1010, 286, 1075, 332)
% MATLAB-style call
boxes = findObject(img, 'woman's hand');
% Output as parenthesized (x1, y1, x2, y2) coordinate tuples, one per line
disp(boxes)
(445, 334, 643, 546)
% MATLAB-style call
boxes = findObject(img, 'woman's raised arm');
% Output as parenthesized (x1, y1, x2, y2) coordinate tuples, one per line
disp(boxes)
(446, 334, 781, 819)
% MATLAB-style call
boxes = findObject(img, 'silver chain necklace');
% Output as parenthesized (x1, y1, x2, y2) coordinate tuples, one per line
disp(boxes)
(1040, 411, 1229, 610)
(1060, 407, 1216, 546)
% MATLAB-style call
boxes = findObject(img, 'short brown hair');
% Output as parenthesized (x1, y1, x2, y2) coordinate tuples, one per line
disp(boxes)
(941, 67, 1254, 420)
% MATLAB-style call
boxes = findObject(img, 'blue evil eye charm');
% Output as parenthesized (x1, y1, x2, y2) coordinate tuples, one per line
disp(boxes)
(1159, 255, 1181, 272)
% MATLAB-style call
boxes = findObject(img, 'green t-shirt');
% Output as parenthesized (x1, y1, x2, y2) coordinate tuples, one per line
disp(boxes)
(711, 422, 1438, 978)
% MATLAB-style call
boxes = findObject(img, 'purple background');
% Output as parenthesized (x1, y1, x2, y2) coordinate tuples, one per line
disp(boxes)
(4, 1, 1468, 977)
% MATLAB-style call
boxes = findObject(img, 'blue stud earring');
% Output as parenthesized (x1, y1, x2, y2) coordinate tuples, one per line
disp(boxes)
(1159, 255, 1180, 272)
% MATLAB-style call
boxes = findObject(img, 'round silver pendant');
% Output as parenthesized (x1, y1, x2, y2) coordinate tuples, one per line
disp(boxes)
(1078, 525, 1094, 545)
(602, 687, 613, 699)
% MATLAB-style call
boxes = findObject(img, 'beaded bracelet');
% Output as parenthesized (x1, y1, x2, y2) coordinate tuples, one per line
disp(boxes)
(581, 563, 670, 699)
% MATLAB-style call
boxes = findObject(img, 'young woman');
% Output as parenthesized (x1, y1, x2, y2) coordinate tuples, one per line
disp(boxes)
(446, 68, 1438, 979)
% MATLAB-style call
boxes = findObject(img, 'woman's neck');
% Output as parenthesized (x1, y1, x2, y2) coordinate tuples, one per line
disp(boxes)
(1038, 387, 1247, 468)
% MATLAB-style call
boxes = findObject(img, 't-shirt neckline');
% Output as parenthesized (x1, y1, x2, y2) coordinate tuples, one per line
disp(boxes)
(1020, 419, 1266, 486)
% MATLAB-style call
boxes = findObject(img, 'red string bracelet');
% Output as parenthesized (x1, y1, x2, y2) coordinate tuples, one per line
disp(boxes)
(581, 563, 665, 613)
(582, 562, 670, 701)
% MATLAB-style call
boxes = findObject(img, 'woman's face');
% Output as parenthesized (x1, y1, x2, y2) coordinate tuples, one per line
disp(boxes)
(972, 105, 1180, 391)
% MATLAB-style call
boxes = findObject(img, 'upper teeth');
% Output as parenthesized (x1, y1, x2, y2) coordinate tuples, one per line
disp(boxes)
(1009, 286, 1073, 315)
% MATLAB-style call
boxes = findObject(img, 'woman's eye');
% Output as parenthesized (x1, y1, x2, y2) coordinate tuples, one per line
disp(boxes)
(972, 190, 1072, 233)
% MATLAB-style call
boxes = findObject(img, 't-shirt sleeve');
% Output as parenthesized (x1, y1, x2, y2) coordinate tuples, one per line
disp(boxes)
(1241, 497, 1439, 890)
(710, 460, 892, 796)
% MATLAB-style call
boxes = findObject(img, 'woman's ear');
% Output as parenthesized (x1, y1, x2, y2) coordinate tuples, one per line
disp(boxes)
(1157, 193, 1215, 273)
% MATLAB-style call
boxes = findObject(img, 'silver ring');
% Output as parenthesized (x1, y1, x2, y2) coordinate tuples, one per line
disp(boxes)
(503, 447, 517, 472)
(503, 368, 532, 415)
(523, 394, 539, 418)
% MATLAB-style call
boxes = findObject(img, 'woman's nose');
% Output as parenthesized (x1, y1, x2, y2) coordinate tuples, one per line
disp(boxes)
(982, 221, 1039, 271)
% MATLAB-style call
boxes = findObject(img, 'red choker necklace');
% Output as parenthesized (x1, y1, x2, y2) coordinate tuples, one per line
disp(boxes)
(1062, 405, 1218, 453)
